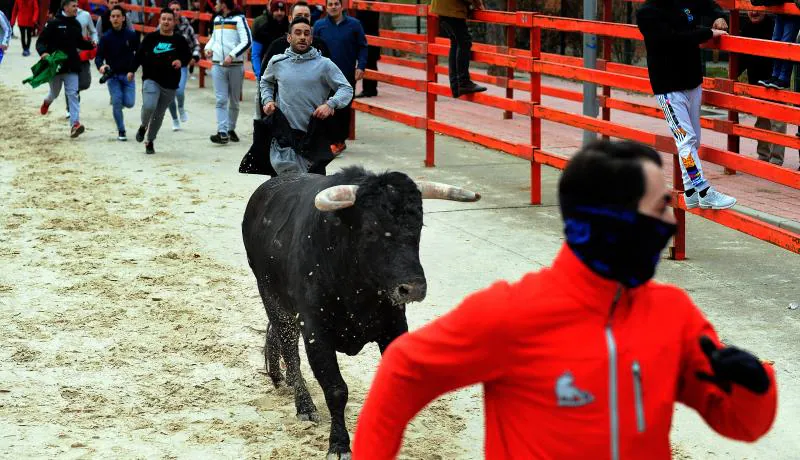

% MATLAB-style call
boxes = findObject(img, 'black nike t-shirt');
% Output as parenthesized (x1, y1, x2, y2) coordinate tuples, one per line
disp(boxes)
(133, 32, 191, 89)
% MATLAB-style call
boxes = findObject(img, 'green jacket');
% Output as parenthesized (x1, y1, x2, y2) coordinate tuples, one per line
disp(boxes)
(430, 0, 472, 19)
(22, 50, 68, 88)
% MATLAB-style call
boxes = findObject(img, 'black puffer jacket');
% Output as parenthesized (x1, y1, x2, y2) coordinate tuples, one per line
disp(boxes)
(36, 12, 94, 74)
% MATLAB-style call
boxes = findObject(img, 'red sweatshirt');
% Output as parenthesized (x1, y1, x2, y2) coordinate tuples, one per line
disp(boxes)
(352, 244, 777, 459)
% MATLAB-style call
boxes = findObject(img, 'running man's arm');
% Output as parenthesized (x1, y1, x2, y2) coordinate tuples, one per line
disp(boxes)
(86, 13, 99, 43)
(177, 34, 191, 66)
(259, 57, 278, 103)
(35, 20, 52, 55)
(354, 21, 368, 71)
(677, 297, 777, 442)
(352, 281, 515, 460)
(186, 22, 201, 59)
(229, 14, 251, 59)
(323, 60, 354, 109)
(0, 12, 10, 48)
(95, 36, 106, 70)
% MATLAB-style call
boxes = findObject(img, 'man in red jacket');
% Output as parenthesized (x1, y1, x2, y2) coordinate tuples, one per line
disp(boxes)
(352, 140, 777, 459)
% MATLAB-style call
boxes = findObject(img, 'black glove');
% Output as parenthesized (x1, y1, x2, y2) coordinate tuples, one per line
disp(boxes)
(695, 336, 771, 395)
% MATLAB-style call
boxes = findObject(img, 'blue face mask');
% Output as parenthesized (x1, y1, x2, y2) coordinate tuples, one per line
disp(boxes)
(562, 205, 676, 288)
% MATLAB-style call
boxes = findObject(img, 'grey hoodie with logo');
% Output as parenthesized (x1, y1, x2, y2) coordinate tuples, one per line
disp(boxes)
(259, 47, 353, 133)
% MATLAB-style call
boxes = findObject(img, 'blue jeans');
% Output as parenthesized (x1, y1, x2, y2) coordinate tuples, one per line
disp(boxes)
(107, 74, 136, 132)
(771, 15, 800, 82)
(168, 66, 189, 120)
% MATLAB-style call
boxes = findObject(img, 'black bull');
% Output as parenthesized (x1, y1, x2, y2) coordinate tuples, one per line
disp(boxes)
(241, 167, 480, 459)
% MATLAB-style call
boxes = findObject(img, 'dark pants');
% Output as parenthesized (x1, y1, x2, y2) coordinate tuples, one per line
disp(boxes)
(20, 26, 33, 50)
(332, 75, 355, 144)
(439, 16, 473, 93)
(771, 15, 800, 82)
(357, 10, 380, 94)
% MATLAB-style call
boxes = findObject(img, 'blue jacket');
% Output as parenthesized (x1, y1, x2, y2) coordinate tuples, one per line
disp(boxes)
(95, 27, 140, 75)
(313, 14, 367, 80)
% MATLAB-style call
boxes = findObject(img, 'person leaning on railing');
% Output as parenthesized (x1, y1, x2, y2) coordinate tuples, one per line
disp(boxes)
(430, 0, 486, 98)
(738, 10, 788, 167)
(637, 0, 737, 211)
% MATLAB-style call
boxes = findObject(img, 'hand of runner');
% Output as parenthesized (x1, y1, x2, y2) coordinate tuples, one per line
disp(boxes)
(172, 59, 182, 69)
(263, 101, 276, 115)
(223, 55, 233, 66)
(313, 103, 334, 119)
(127, 72, 135, 82)
(355, 69, 364, 81)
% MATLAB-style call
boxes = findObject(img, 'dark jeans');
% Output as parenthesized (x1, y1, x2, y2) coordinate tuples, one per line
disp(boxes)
(771, 15, 800, 82)
(439, 16, 473, 92)
(20, 26, 33, 50)
(332, 75, 356, 144)
(357, 10, 380, 94)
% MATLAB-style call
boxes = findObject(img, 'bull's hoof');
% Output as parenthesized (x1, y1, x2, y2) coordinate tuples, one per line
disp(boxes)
(326, 453, 351, 460)
(297, 411, 320, 423)
(270, 376, 286, 389)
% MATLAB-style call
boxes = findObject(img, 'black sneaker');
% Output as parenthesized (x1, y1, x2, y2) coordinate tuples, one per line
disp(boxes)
(210, 132, 229, 144)
(769, 79, 790, 90)
(457, 82, 487, 96)
(136, 125, 146, 143)
(118, 131, 127, 141)
(145, 141, 155, 155)
(227, 130, 240, 142)
(758, 77, 774, 87)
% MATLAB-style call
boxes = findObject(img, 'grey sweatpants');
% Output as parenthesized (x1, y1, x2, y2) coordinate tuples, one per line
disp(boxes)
(141, 79, 175, 142)
(212, 63, 244, 133)
(47, 73, 80, 126)
(654, 85, 708, 192)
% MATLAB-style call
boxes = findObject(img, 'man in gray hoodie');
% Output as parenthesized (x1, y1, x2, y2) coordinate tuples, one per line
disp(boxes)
(259, 17, 353, 174)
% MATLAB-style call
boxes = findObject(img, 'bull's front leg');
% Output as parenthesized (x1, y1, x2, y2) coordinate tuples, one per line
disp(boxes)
(377, 310, 409, 355)
(303, 337, 351, 460)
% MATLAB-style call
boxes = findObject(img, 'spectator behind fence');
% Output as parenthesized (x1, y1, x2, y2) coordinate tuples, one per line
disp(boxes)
(754, 1, 800, 90)
(95, 5, 139, 141)
(204, 0, 251, 145)
(259, 17, 352, 174)
(739, 10, 788, 166)
(354, 7, 379, 98)
(637, 0, 737, 210)
(251, 0, 288, 79)
(431, 0, 487, 98)
(313, 0, 365, 155)
(36, 0, 94, 138)
(352, 140, 777, 460)
(164, 0, 200, 131)
(10, 0, 37, 56)
(96, 0, 134, 37)
(132, 7, 191, 155)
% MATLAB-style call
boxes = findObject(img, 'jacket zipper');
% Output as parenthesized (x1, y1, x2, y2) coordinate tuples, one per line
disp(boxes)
(632, 360, 646, 433)
(605, 285, 623, 460)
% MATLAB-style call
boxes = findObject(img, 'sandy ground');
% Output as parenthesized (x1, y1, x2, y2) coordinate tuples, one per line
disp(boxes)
(1, 46, 799, 460)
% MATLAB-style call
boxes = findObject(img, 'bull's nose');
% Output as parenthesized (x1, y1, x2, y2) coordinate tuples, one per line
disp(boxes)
(392, 281, 427, 304)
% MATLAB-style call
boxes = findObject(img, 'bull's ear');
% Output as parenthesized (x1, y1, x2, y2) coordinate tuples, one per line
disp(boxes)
(415, 181, 481, 202)
(315, 185, 359, 211)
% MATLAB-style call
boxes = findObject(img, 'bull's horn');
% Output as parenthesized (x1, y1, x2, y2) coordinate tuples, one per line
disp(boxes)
(315, 185, 359, 211)
(415, 181, 481, 202)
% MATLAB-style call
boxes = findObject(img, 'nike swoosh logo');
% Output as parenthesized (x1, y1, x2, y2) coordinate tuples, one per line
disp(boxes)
(153, 43, 175, 54)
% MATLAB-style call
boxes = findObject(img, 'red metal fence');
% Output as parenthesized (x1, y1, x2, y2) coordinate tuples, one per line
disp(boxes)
(101, 0, 800, 257)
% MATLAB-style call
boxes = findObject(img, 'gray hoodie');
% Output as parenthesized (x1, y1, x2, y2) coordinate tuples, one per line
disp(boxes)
(259, 47, 353, 133)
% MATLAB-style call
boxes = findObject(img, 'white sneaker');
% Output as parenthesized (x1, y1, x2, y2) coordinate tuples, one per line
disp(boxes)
(64, 110, 70, 119)
(172, 119, 181, 131)
(699, 187, 737, 210)
(179, 109, 188, 123)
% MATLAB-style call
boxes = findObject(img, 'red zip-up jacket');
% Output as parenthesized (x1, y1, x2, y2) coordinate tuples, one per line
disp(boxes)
(352, 244, 777, 459)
